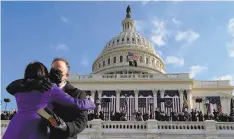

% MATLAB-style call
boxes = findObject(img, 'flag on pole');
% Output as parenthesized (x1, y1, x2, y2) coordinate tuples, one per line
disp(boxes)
(124, 95, 128, 112)
(127, 52, 139, 60)
(128, 52, 139, 67)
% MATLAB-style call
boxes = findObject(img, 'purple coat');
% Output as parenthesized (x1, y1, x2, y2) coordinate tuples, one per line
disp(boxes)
(3, 85, 96, 139)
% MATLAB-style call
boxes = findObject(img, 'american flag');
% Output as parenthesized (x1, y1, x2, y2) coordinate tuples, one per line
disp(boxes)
(120, 97, 135, 120)
(124, 95, 128, 111)
(127, 52, 139, 61)
(138, 98, 147, 114)
(165, 98, 173, 108)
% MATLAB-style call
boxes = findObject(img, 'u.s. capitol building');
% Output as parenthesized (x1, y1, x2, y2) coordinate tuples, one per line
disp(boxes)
(2, 6, 234, 139)
(68, 6, 234, 121)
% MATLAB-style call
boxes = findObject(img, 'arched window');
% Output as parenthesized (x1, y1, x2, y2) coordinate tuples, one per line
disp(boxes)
(113, 57, 116, 63)
(120, 56, 123, 62)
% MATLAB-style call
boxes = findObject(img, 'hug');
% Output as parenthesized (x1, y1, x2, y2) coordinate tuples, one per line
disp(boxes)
(3, 58, 95, 139)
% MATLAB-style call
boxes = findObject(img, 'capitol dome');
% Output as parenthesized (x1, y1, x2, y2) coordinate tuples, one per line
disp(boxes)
(92, 6, 165, 74)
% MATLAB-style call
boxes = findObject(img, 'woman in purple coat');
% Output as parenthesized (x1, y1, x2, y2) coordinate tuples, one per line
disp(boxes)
(3, 62, 96, 139)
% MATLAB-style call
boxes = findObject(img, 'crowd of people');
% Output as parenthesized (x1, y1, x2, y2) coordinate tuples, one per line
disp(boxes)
(2, 108, 234, 122)
(88, 108, 234, 122)
(2, 107, 234, 123)
(1, 109, 17, 120)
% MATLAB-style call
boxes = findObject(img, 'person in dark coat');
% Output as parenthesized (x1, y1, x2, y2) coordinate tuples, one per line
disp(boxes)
(110, 111, 115, 121)
(6, 58, 88, 139)
(171, 111, 177, 121)
(99, 111, 104, 121)
(191, 109, 197, 121)
(198, 111, 204, 121)
(154, 108, 161, 121)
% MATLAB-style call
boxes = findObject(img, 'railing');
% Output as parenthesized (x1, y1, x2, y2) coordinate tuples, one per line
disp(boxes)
(68, 73, 191, 81)
(68, 74, 233, 88)
(2, 120, 234, 139)
(193, 80, 232, 88)
(157, 121, 205, 131)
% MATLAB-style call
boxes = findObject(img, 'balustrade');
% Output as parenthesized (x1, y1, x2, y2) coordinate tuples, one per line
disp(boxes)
(2, 120, 234, 139)
(68, 74, 232, 88)
(68, 73, 191, 81)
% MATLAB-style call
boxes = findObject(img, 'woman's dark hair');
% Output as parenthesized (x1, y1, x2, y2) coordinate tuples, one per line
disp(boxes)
(24, 61, 49, 80)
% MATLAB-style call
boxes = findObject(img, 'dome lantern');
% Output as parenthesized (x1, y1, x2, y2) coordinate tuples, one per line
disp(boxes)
(122, 5, 135, 32)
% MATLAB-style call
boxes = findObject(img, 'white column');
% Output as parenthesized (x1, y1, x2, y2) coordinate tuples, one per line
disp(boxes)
(134, 90, 139, 111)
(97, 90, 102, 114)
(160, 89, 165, 111)
(201, 96, 205, 113)
(187, 89, 193, 112)
(116, 90, 120, 112)
(179, 89, 184, 112)
(153, 89, 157, 111)
(221, 96, 226, 113)
(90, 90, 96, 113)
(91, 90, 95, 99)
(226, 97, 231, 114)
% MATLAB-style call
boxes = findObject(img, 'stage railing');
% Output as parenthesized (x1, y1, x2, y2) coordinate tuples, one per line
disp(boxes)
(2, 120, 234, 139)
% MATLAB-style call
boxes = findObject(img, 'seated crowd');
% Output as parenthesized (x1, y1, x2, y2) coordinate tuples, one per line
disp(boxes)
(1, 109, 17, 120)
(88, 108, 234, 122)
(2, 108, 234, 122)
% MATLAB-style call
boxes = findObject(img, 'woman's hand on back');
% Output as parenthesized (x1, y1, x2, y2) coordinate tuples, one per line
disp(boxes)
(23, 78, 52, 92)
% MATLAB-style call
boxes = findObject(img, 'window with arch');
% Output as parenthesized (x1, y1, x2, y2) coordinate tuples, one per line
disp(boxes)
(113, 57, 116, 63)
(120, 56, 123, 62)
(103, 60, 105, 66)
(108, 58, 110, 65)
